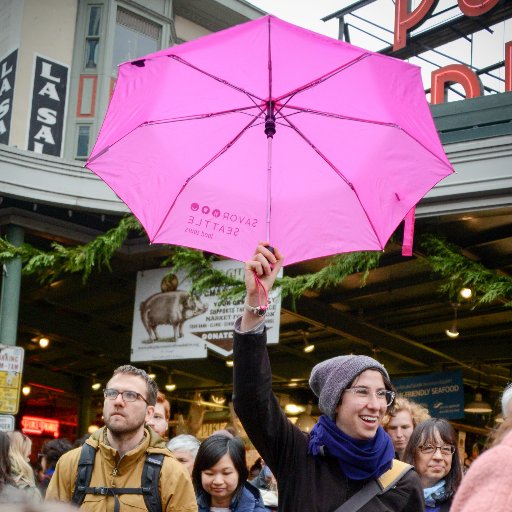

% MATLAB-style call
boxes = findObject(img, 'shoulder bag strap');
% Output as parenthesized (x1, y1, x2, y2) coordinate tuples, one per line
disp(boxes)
(331, 460, 413, 512)
(331, 479, 381, 512)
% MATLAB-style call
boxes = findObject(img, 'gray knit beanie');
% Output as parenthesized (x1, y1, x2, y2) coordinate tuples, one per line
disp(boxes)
(309, 355, 390, 419)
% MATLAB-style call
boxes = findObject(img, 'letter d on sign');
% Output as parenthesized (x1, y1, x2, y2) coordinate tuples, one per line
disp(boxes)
(430, 64, 483, 104)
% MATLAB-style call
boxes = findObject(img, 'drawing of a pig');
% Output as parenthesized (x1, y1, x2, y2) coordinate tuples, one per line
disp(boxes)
(140, 290, 208, 342)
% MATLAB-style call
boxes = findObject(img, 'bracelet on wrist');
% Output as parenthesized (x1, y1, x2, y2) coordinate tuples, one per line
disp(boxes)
(244, 302, 268, 317)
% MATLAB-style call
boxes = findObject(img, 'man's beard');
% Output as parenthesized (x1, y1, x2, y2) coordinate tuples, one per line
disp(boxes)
(105, 411, 144, 436)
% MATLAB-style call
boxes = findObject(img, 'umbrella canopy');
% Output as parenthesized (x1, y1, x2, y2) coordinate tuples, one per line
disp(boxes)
(86, 15, 453, 266)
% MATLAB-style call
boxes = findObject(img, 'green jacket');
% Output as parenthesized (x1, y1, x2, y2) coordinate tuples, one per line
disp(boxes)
(46, 427, 197, 511)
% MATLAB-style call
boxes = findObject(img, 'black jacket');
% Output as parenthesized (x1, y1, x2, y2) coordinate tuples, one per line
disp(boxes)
(233, 328, 425, 512)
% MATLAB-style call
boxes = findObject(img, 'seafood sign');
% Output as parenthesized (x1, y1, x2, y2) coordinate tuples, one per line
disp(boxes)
(131, 261, 282, 362)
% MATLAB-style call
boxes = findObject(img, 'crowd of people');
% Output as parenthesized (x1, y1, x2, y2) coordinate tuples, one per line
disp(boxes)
(1, 244, 511, 511)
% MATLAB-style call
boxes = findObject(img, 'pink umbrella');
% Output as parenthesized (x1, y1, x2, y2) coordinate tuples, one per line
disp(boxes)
(86, 15, 453, 266)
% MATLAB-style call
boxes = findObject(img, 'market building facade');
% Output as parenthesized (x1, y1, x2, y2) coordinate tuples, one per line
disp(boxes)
(0, 0, 511, 460)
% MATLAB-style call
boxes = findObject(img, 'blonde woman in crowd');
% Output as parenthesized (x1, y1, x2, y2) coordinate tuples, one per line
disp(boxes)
(7, 432, 42, 504)
(382, 397, 430, 460)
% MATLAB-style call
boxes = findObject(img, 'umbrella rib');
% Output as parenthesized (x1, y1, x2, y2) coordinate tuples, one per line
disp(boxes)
(274, 53, 371, 116)
(144, 105, 265, 126)
(280, 106, 453, 169)
(278, 105, 398, 129)
(152, 115, 261, 242)
(86, 106, 265, 164)
(168, 54, 266, 109)
(281, 115, 385, 250)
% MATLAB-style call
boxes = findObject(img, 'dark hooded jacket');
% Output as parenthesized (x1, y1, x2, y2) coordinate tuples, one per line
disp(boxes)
(197, 481, 266, 512)
(233, 328, 425, 512)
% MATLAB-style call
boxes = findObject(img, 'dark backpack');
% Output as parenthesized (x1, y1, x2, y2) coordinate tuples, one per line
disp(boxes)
(71, 442, 164, 512)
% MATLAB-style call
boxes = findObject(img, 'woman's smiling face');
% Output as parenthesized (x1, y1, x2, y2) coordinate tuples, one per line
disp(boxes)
(201, 452, 240, 508)
(335, 370, 388, 440)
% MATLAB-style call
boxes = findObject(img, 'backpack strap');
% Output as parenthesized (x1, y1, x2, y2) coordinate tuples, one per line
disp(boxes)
(331, 459, 413, 512)
(72, 445, 164, 512)
(142, 453, 164, 512)
(71, 443, 96, 506)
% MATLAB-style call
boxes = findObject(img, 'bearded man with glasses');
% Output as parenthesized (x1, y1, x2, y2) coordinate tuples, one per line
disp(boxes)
(46, 365, 197, 511)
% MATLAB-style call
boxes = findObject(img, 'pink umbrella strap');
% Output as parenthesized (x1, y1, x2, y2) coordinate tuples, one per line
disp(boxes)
(402, 207, 416, 257)
(253, 272, 269, 312)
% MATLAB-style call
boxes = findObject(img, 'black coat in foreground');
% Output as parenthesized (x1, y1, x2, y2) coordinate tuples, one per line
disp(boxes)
(233, 328, 425, 512)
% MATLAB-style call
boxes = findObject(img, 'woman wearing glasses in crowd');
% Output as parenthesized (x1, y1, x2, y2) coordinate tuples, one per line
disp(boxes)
(403, 418, 462, 512)
(233, 244, 424, 512)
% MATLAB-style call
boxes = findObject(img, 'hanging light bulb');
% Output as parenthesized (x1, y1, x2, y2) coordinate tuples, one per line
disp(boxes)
(459, 287, 473, 300)
(464, 371, 492, 414)
(91, 374, 101, 391)
(464, 391, 492, 413)
(165, 374, 176, 392)
(302, 331, 315, 353)
(445, 303, 460, 338)
(39, 337, 50, 348)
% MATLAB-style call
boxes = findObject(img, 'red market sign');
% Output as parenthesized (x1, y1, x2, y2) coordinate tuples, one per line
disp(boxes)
(394, 0, 511, 102)
(21, 415, 60, 438)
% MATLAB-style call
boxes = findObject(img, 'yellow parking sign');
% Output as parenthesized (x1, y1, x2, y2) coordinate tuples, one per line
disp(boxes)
(0, 345, 24, 415)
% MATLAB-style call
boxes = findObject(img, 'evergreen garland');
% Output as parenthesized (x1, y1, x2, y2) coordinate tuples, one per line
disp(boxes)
(0, 215, 142, 283)
(421, 234, 512, 307)
(1, 215, 511, 308)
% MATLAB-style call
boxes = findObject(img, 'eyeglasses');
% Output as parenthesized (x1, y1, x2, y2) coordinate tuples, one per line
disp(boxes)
(103, 388, 148, 404)
(418, 444, 456, 455)
(344, 387, 395, 406)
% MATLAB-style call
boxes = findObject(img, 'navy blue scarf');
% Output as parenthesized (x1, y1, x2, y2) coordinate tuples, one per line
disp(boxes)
(308, 415, 395, 480)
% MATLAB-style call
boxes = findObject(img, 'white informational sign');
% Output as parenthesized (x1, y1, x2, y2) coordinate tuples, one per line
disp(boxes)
(0, 415, 15, 432)
(131, 260, 282, 361)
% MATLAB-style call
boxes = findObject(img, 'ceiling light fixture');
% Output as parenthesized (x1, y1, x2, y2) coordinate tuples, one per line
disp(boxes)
(464, 371, 492, 414)
(302, 331, 315, 353)
(459, 287, 473, 300)
(147, 367, 156, 380)
(165, 374, 176, 392)
(284, 403, 306, 415)
(295, 404, 317, 433)
(91, 374, 101, 391)
(39, 337, 50, 348)
(445, 303, 460, 338)
(226, 359, 234, 368)
(464, 391, 492, 414)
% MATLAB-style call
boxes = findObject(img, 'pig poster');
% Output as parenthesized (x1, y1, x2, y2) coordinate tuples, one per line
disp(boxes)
(130, 260, 282, 361)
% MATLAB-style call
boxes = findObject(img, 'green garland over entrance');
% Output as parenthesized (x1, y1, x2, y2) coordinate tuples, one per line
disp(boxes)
(1, 215, 511, 306)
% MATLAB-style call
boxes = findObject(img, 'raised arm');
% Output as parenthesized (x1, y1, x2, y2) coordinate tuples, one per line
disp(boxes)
(241, 243, 283, 331)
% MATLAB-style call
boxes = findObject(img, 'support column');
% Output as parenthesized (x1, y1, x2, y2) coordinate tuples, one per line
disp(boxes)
(0, 225, 24, 346)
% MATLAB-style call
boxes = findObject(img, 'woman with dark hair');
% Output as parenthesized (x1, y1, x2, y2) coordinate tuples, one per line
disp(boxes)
(403, 418, 462, 511)
(0, 431, 26, 504)
(192, 434, 266, 512)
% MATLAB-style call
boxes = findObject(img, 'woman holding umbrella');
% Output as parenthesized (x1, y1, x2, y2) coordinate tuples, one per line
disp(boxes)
(233, 243, 424, 512)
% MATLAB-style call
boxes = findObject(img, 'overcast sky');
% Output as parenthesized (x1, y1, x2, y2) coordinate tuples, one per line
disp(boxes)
(248, 0, 511, 97)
